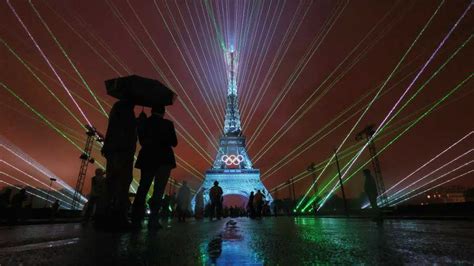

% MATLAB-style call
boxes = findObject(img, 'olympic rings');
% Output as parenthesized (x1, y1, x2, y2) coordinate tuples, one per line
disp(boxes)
(221, 154, 244, 166)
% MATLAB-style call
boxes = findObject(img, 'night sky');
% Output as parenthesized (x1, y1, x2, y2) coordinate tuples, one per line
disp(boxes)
(0, 0, 472, 205)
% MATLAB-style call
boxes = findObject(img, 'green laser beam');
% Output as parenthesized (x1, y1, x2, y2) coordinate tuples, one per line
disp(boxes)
(297, 0, 445, 209)
(308, 73, 473, 211)
(30, 0, 109, 117)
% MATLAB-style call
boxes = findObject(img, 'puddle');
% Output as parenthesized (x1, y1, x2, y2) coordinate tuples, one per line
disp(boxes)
(204, 220, 263, 265)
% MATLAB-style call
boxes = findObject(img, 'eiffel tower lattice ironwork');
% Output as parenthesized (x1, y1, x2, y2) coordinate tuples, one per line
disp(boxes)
(194, 49, 273, 206)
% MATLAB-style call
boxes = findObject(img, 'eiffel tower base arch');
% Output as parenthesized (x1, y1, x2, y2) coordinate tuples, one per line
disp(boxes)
(192, 169, 272, 211)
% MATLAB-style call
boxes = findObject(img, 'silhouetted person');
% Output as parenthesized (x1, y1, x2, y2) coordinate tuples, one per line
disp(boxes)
(363, 169, 379, 210)
(209, 181, 223, 220)
(254, 190, 265, 218)
(101, 99, 137, 229)
(195, 188, 204, 219)
(83, 168, 106, 224)
(263, 202, 270, 216)
(176, 181, 191, 222)
(247, 191, 255, 218)
(132, 105, 177, 229)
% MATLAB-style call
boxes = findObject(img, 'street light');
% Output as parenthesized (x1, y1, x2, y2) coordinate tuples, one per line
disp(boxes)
(44, 177, 57, 208)
(307, 162, 317, 194)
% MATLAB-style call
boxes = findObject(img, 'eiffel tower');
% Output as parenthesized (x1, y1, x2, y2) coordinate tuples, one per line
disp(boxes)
(194, 50, 272, 206)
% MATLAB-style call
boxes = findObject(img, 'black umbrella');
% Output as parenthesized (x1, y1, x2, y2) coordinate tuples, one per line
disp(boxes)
(105, 75, 177, 107)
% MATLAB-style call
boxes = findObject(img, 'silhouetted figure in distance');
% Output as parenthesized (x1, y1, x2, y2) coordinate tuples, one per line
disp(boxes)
(132, 105, 177, 230)
(83, 168, 106, 224)
(176, 181, 191, 222)
(209, 181, 223, 220)
(254, 190, 265, 218)
(194, 188, 204, 219)
(247, 191, 255, 218)
(100, 99, 137, 230)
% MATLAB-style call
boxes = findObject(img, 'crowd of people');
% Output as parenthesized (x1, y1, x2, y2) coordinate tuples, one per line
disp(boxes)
(87, 98, 294, 231)
(83, 166, 276, 228)
(0, 98, 384, 228)
(247, 190, 270, 219)
(0, 165, 381, 226)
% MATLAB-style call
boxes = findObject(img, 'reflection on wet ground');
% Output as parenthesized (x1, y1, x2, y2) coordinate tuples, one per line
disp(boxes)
(203, 219, 262, 265)
(0, 217, 473, 265)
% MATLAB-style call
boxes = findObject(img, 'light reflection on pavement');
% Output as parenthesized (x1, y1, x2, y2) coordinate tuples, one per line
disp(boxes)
(0, 217, 473, 265)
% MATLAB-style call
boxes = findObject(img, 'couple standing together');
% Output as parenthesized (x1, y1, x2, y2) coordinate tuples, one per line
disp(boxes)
(101, 100, 177, 230)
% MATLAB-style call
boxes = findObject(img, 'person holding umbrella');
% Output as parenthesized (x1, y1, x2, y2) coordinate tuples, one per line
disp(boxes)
(132, 105, 178, 229)
(103, 75, 177, 230)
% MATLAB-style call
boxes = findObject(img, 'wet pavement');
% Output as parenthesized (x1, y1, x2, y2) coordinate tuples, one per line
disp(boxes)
(0, 217, 473, 265)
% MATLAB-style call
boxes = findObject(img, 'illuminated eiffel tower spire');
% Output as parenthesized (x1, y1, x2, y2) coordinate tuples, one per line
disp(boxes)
(223, 50, 242, 136)
(213, 49, 252, 169)
(192, 47, 273, 208)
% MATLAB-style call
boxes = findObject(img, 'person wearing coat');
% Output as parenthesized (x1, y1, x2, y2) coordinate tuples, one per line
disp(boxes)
(176, 181, 191, 222)
(209, 181, 223, 220)
(247, 191, 255, 218)
(131, 105, 177, 229)
(194, 188, 205, 219)
(100, 99, 137, 229)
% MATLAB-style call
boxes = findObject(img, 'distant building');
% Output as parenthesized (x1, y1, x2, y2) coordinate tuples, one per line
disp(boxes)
(464, 187, 474, 202)
(417, 186, 466, 205)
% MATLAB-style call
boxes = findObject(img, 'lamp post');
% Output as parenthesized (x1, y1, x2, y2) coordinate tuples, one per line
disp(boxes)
(44, 177, 57, 208)
(307, 162, 318, 194)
